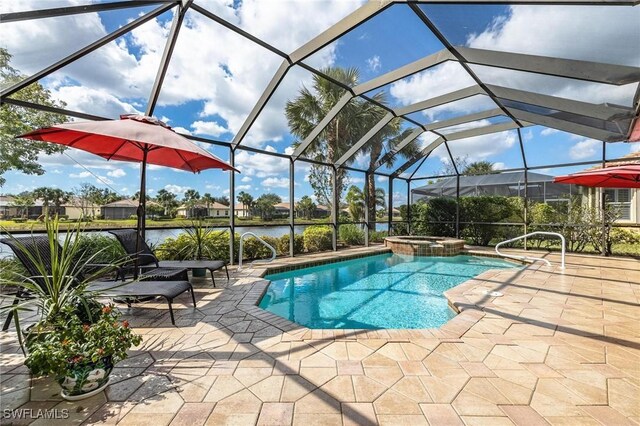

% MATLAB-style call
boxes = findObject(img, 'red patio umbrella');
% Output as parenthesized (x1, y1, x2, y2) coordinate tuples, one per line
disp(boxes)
(18, 114, 238, 276)
(553, 165, 640, 188)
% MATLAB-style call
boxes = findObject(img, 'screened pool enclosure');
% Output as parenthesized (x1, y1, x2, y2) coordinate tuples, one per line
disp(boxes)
(1, 0, 639, 261)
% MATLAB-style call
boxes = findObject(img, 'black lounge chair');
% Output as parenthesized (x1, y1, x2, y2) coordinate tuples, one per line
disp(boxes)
(109, 229, 229, 287)
(1, 236, 195, 327)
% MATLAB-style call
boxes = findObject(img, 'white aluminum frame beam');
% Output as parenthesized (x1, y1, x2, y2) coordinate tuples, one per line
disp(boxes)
(372, 128, 425, 172)
(232, 0, 393, 147)
(457, 47, 640, 86)
(395, 86, 484, 116)
(292, 92, 353, 159)
(293, 49, 455, 160)
(371, 108, 505, 172)
(335, 112, 394, 167)
(392, 136, 445, 177)
(488, 84, 635, 121)
(353, 49, 455, 95)
(0, 3, 176, 99)
(508, 109, 625, 141)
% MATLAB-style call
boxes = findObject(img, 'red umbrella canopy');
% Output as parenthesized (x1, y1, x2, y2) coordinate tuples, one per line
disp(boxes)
(554, 165, 640, 188)
(18, 114, 237, 173)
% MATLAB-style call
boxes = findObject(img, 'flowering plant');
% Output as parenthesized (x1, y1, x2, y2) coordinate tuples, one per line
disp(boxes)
(24, 303, 142, 378)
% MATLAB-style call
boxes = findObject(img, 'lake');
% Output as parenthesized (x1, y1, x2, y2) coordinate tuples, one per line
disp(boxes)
(1, 224, 389, 258)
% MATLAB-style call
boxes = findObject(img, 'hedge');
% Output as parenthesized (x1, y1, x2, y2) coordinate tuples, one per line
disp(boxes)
(339, 224, 364, 246)
(303, 226, 333, 252)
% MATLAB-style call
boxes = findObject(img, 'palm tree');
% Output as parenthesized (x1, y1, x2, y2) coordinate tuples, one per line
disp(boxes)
(155, 189, 177, 216)
(286, 67, 419, 228)
(183, 189, 200, 218)
(237, 191, 254, 218)
(345, 186, 365, 222)
(464, 161, 495, 176)
(296, 195, 316, 220)
(11, 193, 34, 218)
(201, 193, 215, 216)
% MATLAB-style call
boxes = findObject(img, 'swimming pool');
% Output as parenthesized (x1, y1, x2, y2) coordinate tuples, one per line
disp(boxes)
(259, 253, 518, 329)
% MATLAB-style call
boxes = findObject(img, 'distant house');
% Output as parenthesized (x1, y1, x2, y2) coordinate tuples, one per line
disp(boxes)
(0, 196, 98, 220)
(235, 202, 250, 218)
(274, 202, 290, 218)
(101, 199, 138, 220)
(176, 202, 230, 218)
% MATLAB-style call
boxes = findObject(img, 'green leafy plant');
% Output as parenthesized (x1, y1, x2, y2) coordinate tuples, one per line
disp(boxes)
(277, 234, 304, 255)
(157, 228, 236, 262)
(303, 226, 333, 252)
(24, 303, 141, 378)
(1, 217, 126, 351)
(339, 224, 365, 246)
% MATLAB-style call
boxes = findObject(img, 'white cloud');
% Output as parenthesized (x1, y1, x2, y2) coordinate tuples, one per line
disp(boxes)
(164, 184, 191, 195)
(236, 184, 252, 190)
(69, 170, 114, 185)
(191, 120, 229, 137)
(241, 176, 252, 183)
(262, 177, 289, 188)
(366, 55, 381, 72)
(569, 138, 601, 160)
(540, 128, 560, 137)
(107, 168, 126, 178)
(628, 143, 640, 154)
(235, 146, 289, 178)
(388, 5, 640, 159)
(4, 0, 360, 148)
(493, 162, 506, 170)
(377, 176, 388, 182)
(69, 171, 92, 179)
(445, 130, 518, 164)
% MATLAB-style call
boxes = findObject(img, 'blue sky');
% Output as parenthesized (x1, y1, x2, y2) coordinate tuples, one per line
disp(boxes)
(2, 1, 638, 206)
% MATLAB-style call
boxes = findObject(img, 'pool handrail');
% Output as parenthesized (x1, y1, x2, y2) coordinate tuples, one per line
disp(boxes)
(238, 232, 277, 271)
(495, 231, 565, 269)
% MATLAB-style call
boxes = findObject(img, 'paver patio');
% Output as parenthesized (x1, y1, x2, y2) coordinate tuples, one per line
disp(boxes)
(1, 247, 638, 425)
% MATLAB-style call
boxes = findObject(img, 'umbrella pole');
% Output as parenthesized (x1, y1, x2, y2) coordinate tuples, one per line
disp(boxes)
(134, 149, 149, 279)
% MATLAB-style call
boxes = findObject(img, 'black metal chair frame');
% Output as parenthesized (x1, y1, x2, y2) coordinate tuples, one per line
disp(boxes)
(109, 229, 229, 286)
(1, 236, 195, 327)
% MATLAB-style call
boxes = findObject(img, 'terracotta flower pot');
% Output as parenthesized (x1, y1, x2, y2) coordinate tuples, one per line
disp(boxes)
(57, 356, 113, 400)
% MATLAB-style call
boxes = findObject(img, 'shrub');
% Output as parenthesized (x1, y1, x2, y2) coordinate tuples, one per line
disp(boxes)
(242, 235, 279, 260)
(277, 234, 304, 255)
(157, 230, 235, 262)
(412, 198, 457, 237)
(369, 230, 388, 243)
(339, 224, 365, 246)
(303, 226, 333, 252)
(611, 228, 640, 245)
(128, 215, 138, 220)
(460, 196, 518, 245)
(75, 234, 126, 266)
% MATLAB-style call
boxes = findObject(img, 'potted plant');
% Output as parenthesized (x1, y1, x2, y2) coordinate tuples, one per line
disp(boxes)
(24, 303, 141, 399)
(1, 218, 142, 400)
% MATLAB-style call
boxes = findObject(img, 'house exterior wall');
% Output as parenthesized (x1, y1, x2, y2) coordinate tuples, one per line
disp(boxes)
(102, 206, 137, 220)
(587, 187, 639, 225)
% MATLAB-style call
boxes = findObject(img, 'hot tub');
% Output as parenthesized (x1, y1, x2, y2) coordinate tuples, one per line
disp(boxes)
(384, 236, 465, 256)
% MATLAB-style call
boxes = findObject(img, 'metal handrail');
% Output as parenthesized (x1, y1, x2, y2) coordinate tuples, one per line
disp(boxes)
(495, 231, 565, 269)
(238, 232, 277, 271)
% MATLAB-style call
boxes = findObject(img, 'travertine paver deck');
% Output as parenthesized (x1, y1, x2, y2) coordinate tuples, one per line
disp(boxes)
(1, 246, 638, 425)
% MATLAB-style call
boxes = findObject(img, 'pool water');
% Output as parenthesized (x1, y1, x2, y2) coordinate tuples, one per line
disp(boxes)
(260, 254, 518, 329)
